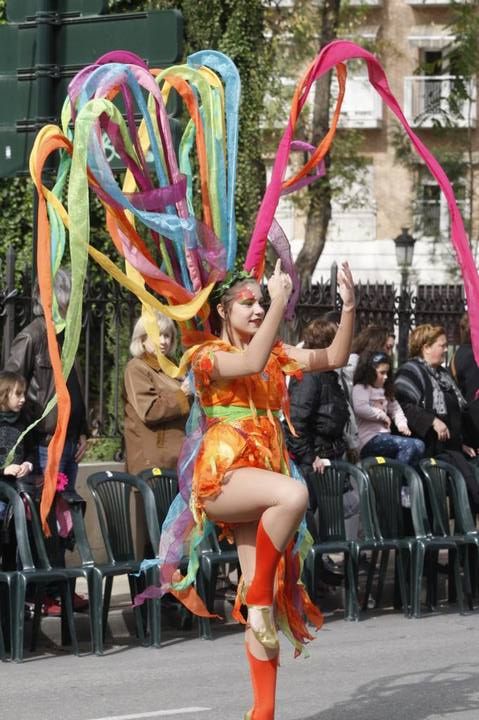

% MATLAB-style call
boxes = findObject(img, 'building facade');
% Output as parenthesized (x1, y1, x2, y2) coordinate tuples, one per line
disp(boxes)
(272, 0, 478, 286)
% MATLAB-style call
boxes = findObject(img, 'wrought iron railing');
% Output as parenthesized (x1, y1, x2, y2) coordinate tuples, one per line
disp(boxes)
(0, 249, 466, 439)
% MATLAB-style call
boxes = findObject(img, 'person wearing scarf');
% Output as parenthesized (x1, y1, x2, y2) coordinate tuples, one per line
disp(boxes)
(394, 324, 479, 512)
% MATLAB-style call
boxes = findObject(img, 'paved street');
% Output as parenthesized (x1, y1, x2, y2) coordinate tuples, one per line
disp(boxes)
(3, 577, 479, 720)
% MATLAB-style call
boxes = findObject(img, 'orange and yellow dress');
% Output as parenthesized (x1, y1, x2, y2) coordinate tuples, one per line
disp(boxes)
(136, 338, 323, 655)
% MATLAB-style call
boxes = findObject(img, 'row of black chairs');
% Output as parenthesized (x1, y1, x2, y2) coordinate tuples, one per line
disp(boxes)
(0, 468, 239, 661)
(304, 457, 479, 621)
(1, 457, 477, 660)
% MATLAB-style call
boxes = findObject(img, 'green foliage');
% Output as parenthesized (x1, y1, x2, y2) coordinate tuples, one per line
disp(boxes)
(83, 436, 122, 462)
(0, 177, 34, 276)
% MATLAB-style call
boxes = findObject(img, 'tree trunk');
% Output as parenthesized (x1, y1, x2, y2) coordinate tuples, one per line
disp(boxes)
(295, 0, 341, 285)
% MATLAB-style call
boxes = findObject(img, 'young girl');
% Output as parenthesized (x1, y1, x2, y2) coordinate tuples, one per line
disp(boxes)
(352, 351, 424, 464)
(0, 371, 33, 479)
(0, 371, 33, 518)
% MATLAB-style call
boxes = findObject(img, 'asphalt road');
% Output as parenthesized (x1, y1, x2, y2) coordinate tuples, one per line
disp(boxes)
(3, 598, 479, 720)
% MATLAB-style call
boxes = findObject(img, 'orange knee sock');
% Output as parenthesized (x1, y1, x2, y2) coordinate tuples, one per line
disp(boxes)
(245, 518, 282, 606)
(245, 644, 278, 720)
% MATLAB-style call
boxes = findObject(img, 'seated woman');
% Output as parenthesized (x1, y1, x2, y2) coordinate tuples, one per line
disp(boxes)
(352, 350, 424, 464)
(123, 312, 192, 474)
(394, 324, 479, 512)
(451, 313, 479, 448)
(285, 319, 358, 544)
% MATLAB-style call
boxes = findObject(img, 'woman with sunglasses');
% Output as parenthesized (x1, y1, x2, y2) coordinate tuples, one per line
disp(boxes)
(352, 350, 425, 464)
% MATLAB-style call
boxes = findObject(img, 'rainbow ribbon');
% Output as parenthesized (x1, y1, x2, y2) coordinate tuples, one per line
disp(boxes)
(28, 40, 477, 530)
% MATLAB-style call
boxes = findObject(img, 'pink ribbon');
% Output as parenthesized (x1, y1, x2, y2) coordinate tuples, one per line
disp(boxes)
(245, 40, 479, 363)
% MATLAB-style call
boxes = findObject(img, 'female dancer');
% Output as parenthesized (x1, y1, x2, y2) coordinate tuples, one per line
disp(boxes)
(184, 259, 356, 719)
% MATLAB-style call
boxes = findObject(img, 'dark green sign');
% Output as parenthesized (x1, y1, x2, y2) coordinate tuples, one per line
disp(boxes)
(7, 0, 107, 22)
(0, 10, 183, 177)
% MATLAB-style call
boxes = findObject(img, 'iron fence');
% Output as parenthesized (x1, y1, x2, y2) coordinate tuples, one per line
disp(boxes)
(0, 250, 466, 439)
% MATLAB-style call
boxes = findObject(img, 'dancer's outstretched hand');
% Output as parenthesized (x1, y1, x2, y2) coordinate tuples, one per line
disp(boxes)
(267, 259, 293, 303)
(338, 261, 355, 310)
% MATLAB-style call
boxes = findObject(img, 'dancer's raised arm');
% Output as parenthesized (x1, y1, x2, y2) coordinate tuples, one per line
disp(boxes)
(210, 259, 293, 380)
(286, 262, 356, 372)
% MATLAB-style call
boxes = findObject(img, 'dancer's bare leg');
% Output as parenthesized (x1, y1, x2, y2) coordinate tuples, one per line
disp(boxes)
(203, 467, 309, 552)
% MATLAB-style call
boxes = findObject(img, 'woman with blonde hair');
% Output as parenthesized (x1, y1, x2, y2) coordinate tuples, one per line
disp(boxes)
(394, 323, 479, 511)
(123, 312, 192, 474)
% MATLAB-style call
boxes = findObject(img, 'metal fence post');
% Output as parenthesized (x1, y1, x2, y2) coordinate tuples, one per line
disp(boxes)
(2, 246, 17, 365)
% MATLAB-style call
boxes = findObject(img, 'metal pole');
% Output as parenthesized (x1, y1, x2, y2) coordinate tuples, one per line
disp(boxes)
(1, 246, 17, 365)
(32, 0, 56, 286)
(397, 267, 409, 365)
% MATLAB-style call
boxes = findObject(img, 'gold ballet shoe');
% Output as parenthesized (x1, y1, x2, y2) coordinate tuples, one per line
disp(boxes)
(247, 605, 279, 650)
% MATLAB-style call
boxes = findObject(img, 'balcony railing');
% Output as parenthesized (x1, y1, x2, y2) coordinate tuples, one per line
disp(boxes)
(330, 75, 383, 128)
(407, 0, 469, 5)
(404, 76, 477, 128)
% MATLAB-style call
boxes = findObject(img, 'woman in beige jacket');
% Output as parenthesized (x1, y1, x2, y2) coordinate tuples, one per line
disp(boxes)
(123, 313, 192, 474)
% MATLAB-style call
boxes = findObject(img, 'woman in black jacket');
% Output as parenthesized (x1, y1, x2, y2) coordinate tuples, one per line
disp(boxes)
(394, 323, 479, 512)
(285, 319, 357, 548)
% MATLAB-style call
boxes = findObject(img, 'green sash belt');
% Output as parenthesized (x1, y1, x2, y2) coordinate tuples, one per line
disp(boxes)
(203, 405, 280, 421)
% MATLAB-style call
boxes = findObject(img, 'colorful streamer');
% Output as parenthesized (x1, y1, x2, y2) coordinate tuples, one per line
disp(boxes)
(27, 40, 478, 531)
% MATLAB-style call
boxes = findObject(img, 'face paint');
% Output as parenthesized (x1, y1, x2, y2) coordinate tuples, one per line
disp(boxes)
(233, 288, 257, 304)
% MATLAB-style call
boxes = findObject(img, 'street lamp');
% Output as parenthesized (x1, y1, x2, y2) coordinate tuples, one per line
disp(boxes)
(393, 228, 416, 364)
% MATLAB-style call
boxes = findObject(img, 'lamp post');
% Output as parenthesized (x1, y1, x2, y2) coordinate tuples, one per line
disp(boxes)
(394, 228, 416, 364)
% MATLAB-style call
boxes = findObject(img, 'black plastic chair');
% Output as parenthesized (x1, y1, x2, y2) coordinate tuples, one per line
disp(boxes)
(86, 471, 162, 653)
(402, 463, 464, 617)
(138, 467, 239, 640)
(0, 480, 78, 661)
(419, 458, 476, 609)
(304, 461, 368, 620)
(359, 458, 415, 616)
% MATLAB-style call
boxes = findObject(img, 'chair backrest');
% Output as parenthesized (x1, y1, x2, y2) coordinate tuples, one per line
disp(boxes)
(360, 457, 418, 540)
(0, 481, 36, 571)
(420, 458, 476, 535)
(137, 467, 225, 555)
(137, 467, 179, 530)
(310, 461, 366, 543)
(418, 458, 452, 537)
(87, 471, 160, 563)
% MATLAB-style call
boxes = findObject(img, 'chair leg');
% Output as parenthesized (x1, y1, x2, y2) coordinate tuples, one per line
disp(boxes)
(0, 584, 7, 660)
(13, 575, 28, 662)
(413, 543, 425, 618)
(195, 570, 212, 640)
(462, 545, 473, 611)
(146, 567, 161, 648)
(452, 549, 464, 615)
(102, 576, 113, 643)
(30, 584, 44, 652)
(61, 581, 79, 655)
(361, 549, 378, 611)
(84, 571, 97, 654)
(92, 570, 104, 656)
(128, 575, 146, 645)
(344, 553, 359, 621)
(375, 550, 389, 608)
(395, 549, 410, 617)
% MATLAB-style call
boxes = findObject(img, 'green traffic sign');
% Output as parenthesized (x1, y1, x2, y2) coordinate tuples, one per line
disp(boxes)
(0, 10, 183, 73)
(7, 0, 107, 23)
(0, 10, 184, 177)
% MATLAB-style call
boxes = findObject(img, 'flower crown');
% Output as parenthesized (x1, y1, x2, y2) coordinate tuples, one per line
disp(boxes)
(210, 268, 254, 305)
